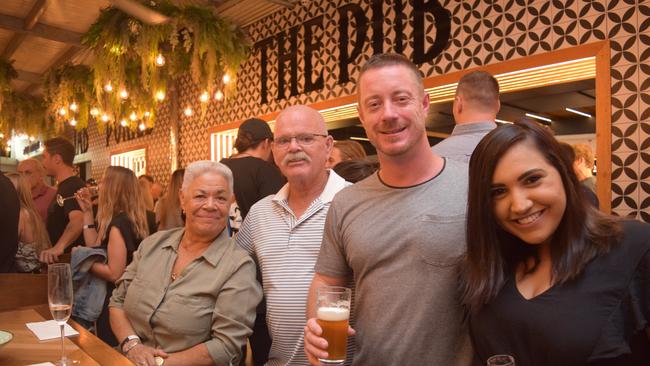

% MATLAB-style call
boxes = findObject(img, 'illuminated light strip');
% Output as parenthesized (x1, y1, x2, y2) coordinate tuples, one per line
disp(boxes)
(525, 113, 553, 122)
(495, 119, 514, 124)
(316, 57, 595, 124)
(565, 107, 592, 118)
(350, 136, 370, 141)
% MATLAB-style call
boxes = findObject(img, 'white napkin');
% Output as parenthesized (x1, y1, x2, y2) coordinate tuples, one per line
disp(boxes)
(25, 320, 79, 340)
(27, 363, 56, 366)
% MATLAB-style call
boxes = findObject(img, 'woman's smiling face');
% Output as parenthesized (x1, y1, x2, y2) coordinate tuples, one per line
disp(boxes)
(491, 140, 567, 246)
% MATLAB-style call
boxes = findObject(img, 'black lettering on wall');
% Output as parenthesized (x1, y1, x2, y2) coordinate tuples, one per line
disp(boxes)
(303, 15, 325, 93)
(104, 125, 153, 147)
(413, 0, 451, 64)
(338, 4, 368, 84)
(394, 0, 406, 54)
(371, 0, 384, 55)
(276, 25, 300, 100)
(255, 37, 274, 104)
(74, 128, 89, 154)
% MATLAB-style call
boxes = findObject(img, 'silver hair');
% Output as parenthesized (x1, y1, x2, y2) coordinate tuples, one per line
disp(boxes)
(182, 160, 234, 195)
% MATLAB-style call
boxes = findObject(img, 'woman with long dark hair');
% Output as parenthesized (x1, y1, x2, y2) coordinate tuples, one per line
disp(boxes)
(463, 120, 649, 365)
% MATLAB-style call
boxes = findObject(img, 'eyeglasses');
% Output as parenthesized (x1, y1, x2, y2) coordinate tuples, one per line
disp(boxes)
(273, 133, 328, 148)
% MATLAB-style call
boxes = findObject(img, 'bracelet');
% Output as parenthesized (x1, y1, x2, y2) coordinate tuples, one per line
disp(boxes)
(83, 224, 96, 229)
(123, 339, 141, 354)
(120, 334, 141, 353)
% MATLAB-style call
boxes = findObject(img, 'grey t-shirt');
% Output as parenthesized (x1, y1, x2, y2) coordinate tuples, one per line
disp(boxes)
(315, 159, 472, 366)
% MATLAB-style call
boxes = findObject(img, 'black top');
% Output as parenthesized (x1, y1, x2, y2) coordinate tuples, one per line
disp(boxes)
(220, 156, 285, 219)
(99, 212, 143, 264)
(0, 173, 19, 272)
(469, 220, 650, 366)
(47, 175, 85, 246)
(96, 212, 145, 346)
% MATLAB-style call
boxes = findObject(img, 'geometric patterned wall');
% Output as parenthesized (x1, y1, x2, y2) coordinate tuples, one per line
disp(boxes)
(82, 0, 650, 221)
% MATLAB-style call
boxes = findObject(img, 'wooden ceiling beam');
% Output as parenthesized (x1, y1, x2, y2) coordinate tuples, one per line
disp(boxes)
(0, 12, 82, 45)
(16, 69, 43, 84)
(24, 0, 51, 30)
(1, 33, 27, 59)
(22, 45, 82, 95)
(214, 0, 243, 13)
(1, 0, 51, 59)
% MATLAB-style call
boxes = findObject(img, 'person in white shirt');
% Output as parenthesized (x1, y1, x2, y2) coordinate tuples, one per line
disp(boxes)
(237, 105, 350, 366)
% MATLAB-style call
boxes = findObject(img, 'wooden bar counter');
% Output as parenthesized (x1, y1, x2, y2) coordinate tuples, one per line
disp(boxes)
(0, 305, 133, 366)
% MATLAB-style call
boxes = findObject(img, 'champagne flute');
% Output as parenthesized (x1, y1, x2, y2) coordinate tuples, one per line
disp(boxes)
(56, 186, 98, 207)
(48, 263, 73, 366)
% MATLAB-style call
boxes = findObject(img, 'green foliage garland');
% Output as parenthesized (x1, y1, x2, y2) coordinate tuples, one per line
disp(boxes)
(79, 0, 250, 127)
(44, 64, 94, 131)
(0, 58, 48, 138)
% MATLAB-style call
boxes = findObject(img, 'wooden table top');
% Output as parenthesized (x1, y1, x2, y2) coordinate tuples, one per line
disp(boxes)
(0, 306, 133, 366)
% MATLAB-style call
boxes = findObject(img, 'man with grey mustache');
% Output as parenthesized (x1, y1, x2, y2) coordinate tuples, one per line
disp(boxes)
(237, 105, 351, 366)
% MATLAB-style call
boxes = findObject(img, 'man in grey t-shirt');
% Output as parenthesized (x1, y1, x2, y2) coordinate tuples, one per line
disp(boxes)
(304, 54, 472, 366)
(431, 70, 499, 163)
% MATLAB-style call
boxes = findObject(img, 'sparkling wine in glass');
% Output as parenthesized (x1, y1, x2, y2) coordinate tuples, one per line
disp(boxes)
(56, 186, 98, 207)
(48, 263, 74, 366)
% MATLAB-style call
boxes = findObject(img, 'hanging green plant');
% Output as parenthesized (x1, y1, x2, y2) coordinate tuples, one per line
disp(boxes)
(80, 0, 250, 125)
(44, 64, 95, 131)
(0, 93, 47, 138)
(0, 58, 18, 114)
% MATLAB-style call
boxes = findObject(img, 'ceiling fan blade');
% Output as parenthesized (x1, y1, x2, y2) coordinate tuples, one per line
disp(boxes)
(108, 0, 170, 24)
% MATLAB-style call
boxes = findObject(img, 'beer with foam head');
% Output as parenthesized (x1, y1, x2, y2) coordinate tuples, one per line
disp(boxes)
(316, 287, 351, 364)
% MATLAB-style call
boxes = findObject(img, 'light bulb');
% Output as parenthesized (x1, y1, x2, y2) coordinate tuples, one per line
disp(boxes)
(130, 112, 137, 121)
(29, 136, 35, 142)
(90, 108, 99, 116)
(155, 90, 165, 101)
(70, 102, 78, 112)
(214, 90, 224, 101)
(155, 53, 165, 67)
(0, 133, 4, 139)
(119, 89, 128, 99)
(222, 74, 231, 84)
(59, 108, 67, 116)
(200, 91, 209, 103)
(184, 107, 193, 116)
(120, 119, 127, 127)
(144, 111, 151, 118)
(139, 122, 146, 131)
(104, 83, 113, 92)
(101, 114, 109, 122)
(70, 118, 77, 126)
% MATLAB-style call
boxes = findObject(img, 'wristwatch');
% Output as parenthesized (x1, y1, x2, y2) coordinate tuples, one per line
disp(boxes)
(120, 334, 141, 354)
(83, 224, 97, 229)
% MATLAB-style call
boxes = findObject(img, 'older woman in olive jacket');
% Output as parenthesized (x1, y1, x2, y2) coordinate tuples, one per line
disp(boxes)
(109, 161, 262, 366)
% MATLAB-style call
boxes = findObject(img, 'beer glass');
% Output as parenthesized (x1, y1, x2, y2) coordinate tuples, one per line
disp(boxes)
(316, 286, 351, 365)
(487, 355, 515, 366)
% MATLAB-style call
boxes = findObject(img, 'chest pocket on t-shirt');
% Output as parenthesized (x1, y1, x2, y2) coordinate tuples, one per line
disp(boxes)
(417, 214, 466, 267)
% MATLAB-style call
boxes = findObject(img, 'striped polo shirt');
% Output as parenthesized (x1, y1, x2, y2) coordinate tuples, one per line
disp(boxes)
(237, 171, 350, 366)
